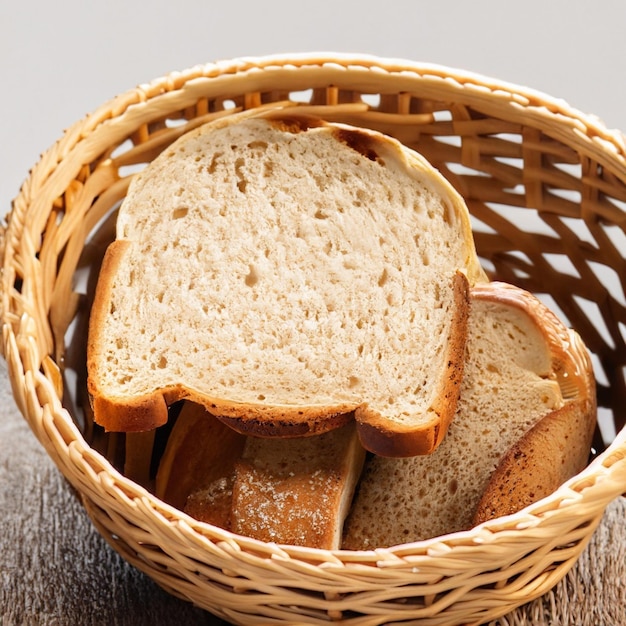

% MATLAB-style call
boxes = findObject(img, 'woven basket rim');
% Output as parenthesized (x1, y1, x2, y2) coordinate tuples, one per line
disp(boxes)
(207, 52, 626, 137)
(6, 52, 626, 216)
(53, 384, 626, 561)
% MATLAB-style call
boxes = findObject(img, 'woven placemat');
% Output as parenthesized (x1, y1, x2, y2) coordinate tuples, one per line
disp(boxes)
(1, 358, 624, 626)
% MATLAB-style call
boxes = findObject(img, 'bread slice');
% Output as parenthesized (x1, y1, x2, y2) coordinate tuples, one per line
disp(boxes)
(342, 282, 596, 549)
(230, 423, 366, 549)
(473, 332, 596, 525)
(157, 410, 366, 546)
(87, 110, 485, 456)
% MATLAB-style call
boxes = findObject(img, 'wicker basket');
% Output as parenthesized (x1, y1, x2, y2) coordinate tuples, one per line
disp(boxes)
(2, 53, 626, 626)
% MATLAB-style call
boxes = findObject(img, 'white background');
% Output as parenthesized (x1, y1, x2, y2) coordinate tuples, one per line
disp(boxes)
(2, 0, 626, 213)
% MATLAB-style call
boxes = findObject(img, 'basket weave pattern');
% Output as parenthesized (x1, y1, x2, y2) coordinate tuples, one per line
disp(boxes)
(2, 54, 626, 625)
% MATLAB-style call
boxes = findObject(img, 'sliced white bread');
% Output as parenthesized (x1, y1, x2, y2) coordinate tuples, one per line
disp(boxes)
(87, 110, 486, 456)
(230, 423, 366, 549)
(342, 282, 596, 549)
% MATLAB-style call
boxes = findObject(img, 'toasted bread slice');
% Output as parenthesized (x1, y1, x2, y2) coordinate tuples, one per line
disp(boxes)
(342, 282, 596, 548)
(230, 423, 366, 549)
(87, 110, 485, 456)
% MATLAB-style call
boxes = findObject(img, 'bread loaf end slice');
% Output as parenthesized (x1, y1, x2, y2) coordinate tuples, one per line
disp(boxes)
(231, 423, 366, 549)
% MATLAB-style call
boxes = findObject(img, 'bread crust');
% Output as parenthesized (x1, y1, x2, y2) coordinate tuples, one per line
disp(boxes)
(230, 423, 366, 549)
(214, 408, 356, 438)
(154, 401, 246, 510)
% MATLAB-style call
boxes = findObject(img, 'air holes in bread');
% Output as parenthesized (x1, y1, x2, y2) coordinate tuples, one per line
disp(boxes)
(172, 207, 189, 220)
(245, 265, 259, 287)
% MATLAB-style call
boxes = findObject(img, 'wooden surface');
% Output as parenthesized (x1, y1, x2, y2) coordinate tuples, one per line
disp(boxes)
(1, 359, 625, 626)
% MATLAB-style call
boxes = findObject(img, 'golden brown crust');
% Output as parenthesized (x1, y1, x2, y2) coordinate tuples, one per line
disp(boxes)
(90, 394, 168, 432)
(214, 408, 356, 438)
(472, 398, 596, 524)
(354, 414, 439, 457)
(355, 271, 470, 457)
(184, 477, 234, 529)
(230, 423, 366, 549)
(180, 386, 359, 437)
(429, 270, 471, 448)
(471, 282, 592, 401)
(471, 282, 571, 352)
(86, 240, 128, 370)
